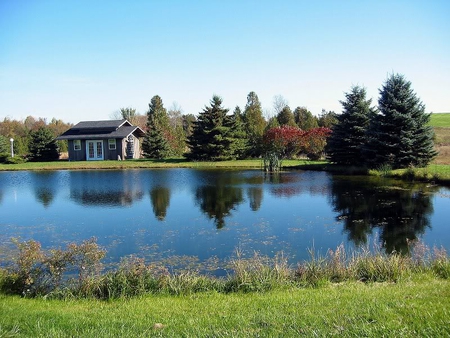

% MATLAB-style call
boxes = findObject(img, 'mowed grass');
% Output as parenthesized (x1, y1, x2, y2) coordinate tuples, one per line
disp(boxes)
(1, 276, 449, 337)
(0, 158, 320, 171)
(431, 113, 450, 165)
(429, 112, 450, 127)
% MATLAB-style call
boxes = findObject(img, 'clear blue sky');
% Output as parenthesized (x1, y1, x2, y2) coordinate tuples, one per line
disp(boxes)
(1, 0, 449, 123)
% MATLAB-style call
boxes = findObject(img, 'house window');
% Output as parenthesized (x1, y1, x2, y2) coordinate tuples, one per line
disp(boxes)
(108, 139, 116, 150)
(74, 140, 81, 151)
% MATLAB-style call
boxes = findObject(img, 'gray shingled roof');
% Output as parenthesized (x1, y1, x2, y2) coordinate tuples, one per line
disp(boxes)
(56, 119, 145, 140)
(72, 119, 129, 129)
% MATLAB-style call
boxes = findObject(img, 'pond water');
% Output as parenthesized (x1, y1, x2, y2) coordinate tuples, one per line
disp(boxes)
(1, 169, 449, 273)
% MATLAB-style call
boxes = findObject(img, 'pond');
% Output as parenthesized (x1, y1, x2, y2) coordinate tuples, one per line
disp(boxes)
(1, 169, 449, 274)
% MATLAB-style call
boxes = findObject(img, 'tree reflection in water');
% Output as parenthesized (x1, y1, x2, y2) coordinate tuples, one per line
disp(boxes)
(192, 171, 245, 229)
(247, 187, 263, 211)
(150, 186, 171, 221)
(195, 185, 243, 229)
(69, 171, 144, 207)
(31, 172, 57, 208)
(330, 176, 437, 254)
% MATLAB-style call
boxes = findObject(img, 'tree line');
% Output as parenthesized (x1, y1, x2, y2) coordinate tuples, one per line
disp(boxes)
(0, 73, 436, 169)
(0, 117, 72, 162)
(140, 92, 336, 161)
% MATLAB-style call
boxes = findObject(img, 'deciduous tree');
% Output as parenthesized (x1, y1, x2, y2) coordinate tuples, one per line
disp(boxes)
(277, 106, 296, 127)
(243, 91, 266, 157)
(294, 107, 318, 130)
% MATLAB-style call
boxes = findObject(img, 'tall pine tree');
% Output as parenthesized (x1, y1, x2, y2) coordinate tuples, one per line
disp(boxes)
(364, 74, 437, 168)
(142, 95, 170, 159)
(326, 86, 374, 165)
(186, 95, 237, 161)
(229, 106, 248, 159)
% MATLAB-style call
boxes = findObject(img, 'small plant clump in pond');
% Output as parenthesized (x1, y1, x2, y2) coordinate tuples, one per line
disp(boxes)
(0, 238, 449, 299)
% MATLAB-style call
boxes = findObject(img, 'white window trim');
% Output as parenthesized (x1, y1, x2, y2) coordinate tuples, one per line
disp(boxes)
(108, 139, 116, 150)
(74, 140, 81, 151)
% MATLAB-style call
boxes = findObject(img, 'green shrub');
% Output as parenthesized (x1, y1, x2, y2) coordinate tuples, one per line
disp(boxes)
(431, 247, 450, 279)
(1, 238, 105, 297)
(0, 154, 27, 164)
(377, 163, 392, 177)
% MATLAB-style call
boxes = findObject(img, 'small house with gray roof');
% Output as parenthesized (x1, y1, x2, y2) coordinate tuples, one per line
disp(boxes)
(56, 119, 145, 161)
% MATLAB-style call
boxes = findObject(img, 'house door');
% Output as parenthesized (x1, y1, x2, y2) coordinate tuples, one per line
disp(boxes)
(86, 140, 104, 160)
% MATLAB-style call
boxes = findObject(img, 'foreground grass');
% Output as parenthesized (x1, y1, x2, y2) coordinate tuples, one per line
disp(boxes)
(1, 275, 449, 337)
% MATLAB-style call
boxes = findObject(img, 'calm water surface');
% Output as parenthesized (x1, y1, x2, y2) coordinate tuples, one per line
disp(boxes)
(1, 169, 449, 273)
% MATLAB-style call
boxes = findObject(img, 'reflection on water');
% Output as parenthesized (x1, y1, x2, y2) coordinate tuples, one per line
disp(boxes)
(32, 171, 58, 207)
(247, 187, 263, 211)
(69, 171, 144, 207)
(330, 176, 436, 253)
(195, 185, 243, 229)
(0, 169, 449, 268)
(150, 186, 170, 221)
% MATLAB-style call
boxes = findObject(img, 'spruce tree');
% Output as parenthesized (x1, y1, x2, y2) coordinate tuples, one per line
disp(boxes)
(29, 127, 59, 161)
(364, 74, 437, 168)
(326, 86, 374, 165)
(186, 95, 236, 161)
(142, 95, 170, 159)
(229, 106, 248, 159)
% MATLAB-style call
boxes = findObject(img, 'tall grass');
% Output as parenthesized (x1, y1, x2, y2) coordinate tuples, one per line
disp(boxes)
(1, 238, 449, 299)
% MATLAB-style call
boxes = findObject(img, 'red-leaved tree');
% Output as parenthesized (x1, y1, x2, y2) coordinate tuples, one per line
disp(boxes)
(302, 127, 331, 160)
(263, 126, 305, 158)
(263, 126, 331, 160)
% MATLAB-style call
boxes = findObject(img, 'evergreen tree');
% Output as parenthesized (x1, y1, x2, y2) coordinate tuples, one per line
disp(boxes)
(28, 127, 59, 161)
(277, 106, 296, 127)
(294, 106, 319, 130)
(229, 106, 248, 159)
(186, 95, 236, 161)
(326, 86, 374, 165)
(364, 74, 437, 168)
(243, 91, 266, 157)
(142, 95, 170, 159)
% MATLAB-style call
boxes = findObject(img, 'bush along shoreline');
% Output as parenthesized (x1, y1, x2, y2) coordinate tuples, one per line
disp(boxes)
(1, 238, 448, 299)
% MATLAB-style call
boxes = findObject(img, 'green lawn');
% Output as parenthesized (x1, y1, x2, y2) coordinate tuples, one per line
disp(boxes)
(0, 158, 322, 171)
(429, 113, 450, 127)
(1, 276, 448, 337)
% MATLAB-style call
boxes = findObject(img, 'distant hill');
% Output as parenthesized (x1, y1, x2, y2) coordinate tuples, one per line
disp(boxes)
(429, 113, 450, 127)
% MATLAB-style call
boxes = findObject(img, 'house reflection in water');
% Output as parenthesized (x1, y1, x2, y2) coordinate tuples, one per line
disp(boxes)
(69, 171, 144, 207)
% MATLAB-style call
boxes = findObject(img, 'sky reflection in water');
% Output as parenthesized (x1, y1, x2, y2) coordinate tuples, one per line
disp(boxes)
(1, 169, 449, 272)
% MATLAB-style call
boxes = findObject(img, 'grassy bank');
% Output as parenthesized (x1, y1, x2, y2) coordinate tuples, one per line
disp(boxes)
(1, 276, 449, 337)
(0, 158, 315, 171)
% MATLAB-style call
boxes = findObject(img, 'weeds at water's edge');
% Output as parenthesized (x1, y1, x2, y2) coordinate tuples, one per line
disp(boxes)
(0, 238, 449, 299)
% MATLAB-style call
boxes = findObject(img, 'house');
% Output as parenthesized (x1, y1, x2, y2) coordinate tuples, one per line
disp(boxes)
(56, 119, 145, 161)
